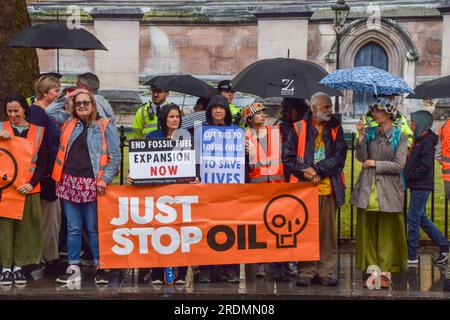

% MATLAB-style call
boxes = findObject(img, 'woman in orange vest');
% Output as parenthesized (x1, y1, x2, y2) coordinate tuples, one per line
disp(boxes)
(242, 102, 289, 279)
(46, 91, 120, 285)
(0, 92, 47, 286)
(436, 119, 450, 291)
(243, 103, 285, 184)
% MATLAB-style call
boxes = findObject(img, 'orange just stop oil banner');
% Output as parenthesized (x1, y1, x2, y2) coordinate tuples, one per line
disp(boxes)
(0, 137, 34, 220)
(98, 183, 319, 268)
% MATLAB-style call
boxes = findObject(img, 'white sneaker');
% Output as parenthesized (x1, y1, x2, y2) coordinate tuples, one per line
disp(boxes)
(433, 253, 448, 264)
(151, 279, 163, 285)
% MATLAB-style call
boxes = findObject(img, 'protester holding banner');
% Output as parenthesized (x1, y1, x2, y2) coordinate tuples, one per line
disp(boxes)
(242, 102, 287, 278)
(198, 95, 240, 284)
(46, 91, 121, 285)
(351, 98, 408, 288)
(146, 104, 182, 139)
(203, 95, 233, 127)
(29, 75, 64, 272)
(283, 92, 347, 287)
(144, 104, 188, 285)
(243, 102, 285, 184)
(0, 93, 47, 286)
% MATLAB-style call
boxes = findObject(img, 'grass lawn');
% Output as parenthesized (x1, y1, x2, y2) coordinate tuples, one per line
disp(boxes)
(113, 131, 449, 241)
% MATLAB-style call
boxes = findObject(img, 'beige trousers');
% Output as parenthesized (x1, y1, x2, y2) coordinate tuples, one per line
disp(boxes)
(41, 199, 61, 262)
(298, 195, 338, 279)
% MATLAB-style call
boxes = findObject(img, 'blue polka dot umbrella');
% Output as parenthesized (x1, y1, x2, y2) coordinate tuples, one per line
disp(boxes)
(319, 66, 414, 97)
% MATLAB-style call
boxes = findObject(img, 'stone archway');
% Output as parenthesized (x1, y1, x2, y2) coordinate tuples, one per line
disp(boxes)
(325, 18, 419, 117)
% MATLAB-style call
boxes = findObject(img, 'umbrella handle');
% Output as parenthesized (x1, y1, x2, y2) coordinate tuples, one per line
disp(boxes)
(182, 94, 186, 113)
(362, 91, 367, 115)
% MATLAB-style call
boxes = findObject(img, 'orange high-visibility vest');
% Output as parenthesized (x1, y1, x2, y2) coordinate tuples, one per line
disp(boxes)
(52, 118, 110, 183)
(289, 120, 345, 186)
(2, 121, 44, 194)
(439, 120, 450, 182)
(246, 125, 285, 183)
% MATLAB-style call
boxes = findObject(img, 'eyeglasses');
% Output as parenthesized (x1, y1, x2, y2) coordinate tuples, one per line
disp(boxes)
(74, 100, 92, 107)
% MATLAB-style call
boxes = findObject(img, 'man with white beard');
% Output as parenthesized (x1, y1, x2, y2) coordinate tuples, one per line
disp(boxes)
(283, 92, 347, 287)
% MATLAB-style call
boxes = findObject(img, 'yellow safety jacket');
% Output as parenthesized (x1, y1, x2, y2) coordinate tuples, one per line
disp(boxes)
(27, 96, 36, 106)
(132, 101, 162, 139)
(230, 103, 245, 127)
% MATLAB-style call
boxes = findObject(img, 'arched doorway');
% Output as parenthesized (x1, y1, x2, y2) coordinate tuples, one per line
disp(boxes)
(353, 42, 389, 117)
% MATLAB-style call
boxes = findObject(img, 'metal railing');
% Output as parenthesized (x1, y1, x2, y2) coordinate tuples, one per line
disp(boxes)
(118, 127, 450, 244)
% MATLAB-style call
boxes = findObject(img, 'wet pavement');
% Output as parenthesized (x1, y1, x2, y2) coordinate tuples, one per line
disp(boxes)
(1, 245, 450, 300)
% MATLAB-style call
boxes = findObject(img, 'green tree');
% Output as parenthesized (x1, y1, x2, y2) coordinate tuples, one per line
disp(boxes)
(0, 0, 39, 120)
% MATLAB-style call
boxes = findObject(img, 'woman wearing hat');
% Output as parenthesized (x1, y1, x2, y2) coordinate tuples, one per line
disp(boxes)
(351, 98, 408, 288)
(242, 102, 285, 184)
(242, 103, 287, 278)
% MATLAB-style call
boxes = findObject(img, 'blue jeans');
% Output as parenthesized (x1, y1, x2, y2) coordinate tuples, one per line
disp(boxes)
(407, 190, 449, 259)
(63, 200, 99, 265)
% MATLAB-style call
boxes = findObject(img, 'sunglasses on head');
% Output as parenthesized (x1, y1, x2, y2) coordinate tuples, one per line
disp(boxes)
(375, 98, 393, 108)
(75, 100, 92, 107)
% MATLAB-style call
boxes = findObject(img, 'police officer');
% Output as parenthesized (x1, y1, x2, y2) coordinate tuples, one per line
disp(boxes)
(217, 80, 241, 125)
(132, 84, 170, 138)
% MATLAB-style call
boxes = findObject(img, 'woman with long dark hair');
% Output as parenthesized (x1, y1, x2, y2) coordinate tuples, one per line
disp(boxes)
(145, 104, 188, 285)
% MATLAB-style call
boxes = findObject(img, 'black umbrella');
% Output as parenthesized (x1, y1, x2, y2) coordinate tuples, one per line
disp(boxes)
(231, 58, 343, 99)
(407, 75, 450, 99)
(7, 22, 108, 73)
(145, 75, 217, 99)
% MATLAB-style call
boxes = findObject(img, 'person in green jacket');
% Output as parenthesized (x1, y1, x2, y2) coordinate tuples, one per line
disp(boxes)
(217, 80, 241, 125)
(132, 84, 170, 139)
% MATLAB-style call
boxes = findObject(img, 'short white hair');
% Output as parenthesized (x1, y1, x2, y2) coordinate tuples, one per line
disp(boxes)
(310, 92, 332, 106)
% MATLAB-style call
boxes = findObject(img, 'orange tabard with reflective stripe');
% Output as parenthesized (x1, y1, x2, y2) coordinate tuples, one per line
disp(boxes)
(439, 120, 450, 182)
(52, 118, 110, 183)
(289, 121, 346, 187)
(2, 121, 44, 194)
(246, 125, 285, 183)
(289, 120, 307, 183)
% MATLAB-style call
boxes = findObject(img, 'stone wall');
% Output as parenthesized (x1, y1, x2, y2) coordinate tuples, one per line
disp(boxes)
(139, 24, 257, 76)
(29, 3, 449, 120)
(400, 20, 442, 78)
(307, 22, 335, 71)
(35, 19, 444, 80)
(35, 23, 258, 77)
